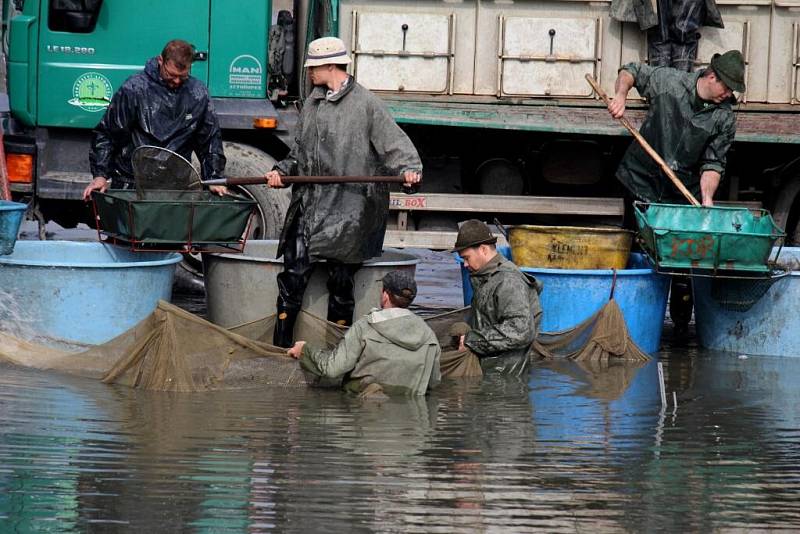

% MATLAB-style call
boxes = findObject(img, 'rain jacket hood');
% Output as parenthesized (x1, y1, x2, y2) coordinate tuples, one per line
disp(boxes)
(301, 307, 441, 396)
(274, 76, 422, 263)
(90, 57, 225, 187)
(368, 308, 432, 351)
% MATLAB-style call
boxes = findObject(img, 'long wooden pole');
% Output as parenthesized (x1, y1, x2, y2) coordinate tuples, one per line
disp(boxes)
(201, 175, 409, 186)
(585, 74, 701, 206)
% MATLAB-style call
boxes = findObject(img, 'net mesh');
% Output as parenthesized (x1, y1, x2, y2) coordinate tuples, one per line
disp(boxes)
(0, 297, 647, 392)
(532, 299, 650, 363)
(709, 267, 790, 312)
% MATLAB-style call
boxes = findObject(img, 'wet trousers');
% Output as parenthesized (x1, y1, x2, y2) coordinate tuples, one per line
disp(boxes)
(648, 0, 705, 71)
(273, 216, 361, 348)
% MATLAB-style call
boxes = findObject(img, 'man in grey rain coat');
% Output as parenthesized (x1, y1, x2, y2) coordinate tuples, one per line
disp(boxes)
(453, 220, 543, 375)
(288, 271, 441, 397)
(266, 37, 422, 347)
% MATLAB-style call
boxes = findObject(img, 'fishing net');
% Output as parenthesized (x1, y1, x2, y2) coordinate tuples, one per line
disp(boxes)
(131, 145, 201, 194)
(709, 267, 790, 312)
(531, 299, 650, 363)
(0, 301, 342, 392)
(0, 296, 646, 392)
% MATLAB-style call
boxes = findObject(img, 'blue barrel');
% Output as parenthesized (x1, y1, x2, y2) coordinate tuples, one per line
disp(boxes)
(694, 247, 800, 357)
(0, 200, 27, 255)
(458, 248, 670, 353)
(0, 241, 182, 344)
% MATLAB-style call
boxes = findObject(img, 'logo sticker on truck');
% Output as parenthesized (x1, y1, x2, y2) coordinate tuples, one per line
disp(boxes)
(68, 72, 113, 112)
(228, 55, 263, 92)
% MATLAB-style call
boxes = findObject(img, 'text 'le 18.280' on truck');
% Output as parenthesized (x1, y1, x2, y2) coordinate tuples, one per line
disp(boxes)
(4, 0, 800, 248)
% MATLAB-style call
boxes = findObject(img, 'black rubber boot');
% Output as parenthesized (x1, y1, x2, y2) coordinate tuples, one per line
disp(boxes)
(669, 277, 693, 341)
(273, 299, 300, 348)
(326, 263, 359, 327)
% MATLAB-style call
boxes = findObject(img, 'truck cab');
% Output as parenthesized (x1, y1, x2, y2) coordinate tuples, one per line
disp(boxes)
(3, 0, 290, 234)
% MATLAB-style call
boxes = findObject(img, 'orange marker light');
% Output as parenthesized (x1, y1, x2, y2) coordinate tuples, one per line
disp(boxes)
(7, 153, 34, 183)
(253, 117, 278, 129)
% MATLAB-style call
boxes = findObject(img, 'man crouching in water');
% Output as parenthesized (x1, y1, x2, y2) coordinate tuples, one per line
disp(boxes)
(287, 271, 441, 397)
(453, 220, 543, 375)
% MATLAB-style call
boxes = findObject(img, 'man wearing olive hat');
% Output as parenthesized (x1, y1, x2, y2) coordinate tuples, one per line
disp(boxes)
(608, 49, 744, 207)
(288, 271, 441, 397)
(265, 36, 422, 347)
(452, 220, 542, 374)
(607, 49, 744, 338)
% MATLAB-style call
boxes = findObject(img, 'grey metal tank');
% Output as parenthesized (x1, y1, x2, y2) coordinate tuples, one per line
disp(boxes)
(202, 240, 419, 327)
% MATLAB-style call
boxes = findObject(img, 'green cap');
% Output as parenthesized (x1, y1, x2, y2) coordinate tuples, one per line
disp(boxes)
(451, 219, 497, 252)
(710, 50, 746, 93)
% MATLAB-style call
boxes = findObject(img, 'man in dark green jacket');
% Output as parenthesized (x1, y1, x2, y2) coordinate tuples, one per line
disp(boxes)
(452, 220, 543, 374)
(609, 49, 743, 207)
(608, 50, 744, 337)
(288, 271, 441, 397)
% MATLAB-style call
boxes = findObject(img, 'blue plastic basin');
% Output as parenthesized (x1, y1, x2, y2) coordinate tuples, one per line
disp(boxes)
(694, 246, 800, 357)
(0, 241, 182, 344)
(458, 247, 670, 353)
(0, 200, 27, 255)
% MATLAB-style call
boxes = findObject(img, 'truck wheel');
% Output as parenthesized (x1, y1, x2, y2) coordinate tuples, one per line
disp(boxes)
(223, 142, 290, 239)
(183, 143, 290, 277)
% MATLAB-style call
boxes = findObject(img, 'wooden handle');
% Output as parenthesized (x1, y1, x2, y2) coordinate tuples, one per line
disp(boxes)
(585, 74, 701, 206)
(203, 175, 410, 186)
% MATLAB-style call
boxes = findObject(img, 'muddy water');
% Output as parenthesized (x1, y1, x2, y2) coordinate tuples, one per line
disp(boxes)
(2, 246, 800, 531)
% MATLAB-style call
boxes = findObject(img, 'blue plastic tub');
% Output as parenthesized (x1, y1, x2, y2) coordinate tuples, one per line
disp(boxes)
(0, 241, 182, 344)
(694, 247, 800, 357)
(458, 247, 670, 353)
(0, 200, 27, 255)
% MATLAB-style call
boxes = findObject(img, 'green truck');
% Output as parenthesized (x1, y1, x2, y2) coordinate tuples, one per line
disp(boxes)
(4, 0, 800, 245)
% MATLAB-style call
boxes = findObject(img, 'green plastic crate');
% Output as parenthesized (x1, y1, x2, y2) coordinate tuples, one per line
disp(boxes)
(634, 202, 785, 273)
(93, 190, 257, 251)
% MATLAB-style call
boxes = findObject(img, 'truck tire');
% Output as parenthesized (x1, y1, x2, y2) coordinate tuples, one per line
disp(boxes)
(223, 142, 290, 239)
(182, 142, 290, 278)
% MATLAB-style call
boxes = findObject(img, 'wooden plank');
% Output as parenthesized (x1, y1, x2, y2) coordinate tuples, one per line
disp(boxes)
(384, 229, 508, 250)
(389, 193, 624, 216)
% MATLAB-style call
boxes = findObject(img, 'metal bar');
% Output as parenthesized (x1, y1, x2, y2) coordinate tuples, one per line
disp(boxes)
(203, 176, 408, 186)
(793, 23, 799, 104)
(351, 10, 359, 80)
(496, 14, 504, 98)
(742, 21, 751, 104)
(354, 50, 453, 59)
(448, 13, 456, 96)
(498, 54, 597, 62)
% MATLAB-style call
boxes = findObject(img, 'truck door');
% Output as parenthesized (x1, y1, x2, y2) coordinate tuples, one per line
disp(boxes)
(36, 0, 211, 128)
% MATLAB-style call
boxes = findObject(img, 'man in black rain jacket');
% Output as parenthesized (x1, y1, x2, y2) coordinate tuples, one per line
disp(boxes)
(83, 39, 226, 199)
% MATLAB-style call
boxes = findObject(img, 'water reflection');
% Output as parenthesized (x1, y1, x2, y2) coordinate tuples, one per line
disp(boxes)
(1, 351, 799, 532)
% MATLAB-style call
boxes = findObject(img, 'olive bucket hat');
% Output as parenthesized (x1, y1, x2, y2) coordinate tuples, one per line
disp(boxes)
(304, 37, 352, 68)
(451, 219, 497, 252)
(710, 50, 746, 93)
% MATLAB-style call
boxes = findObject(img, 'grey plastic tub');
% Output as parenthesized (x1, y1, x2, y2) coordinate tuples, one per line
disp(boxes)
(202, 240, 419, 327)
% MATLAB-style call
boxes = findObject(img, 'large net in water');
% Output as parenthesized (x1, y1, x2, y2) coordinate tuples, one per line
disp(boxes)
(0, 297, 646, 392)
(0, 301, 341, 392)
(531, 299, 650, 363)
